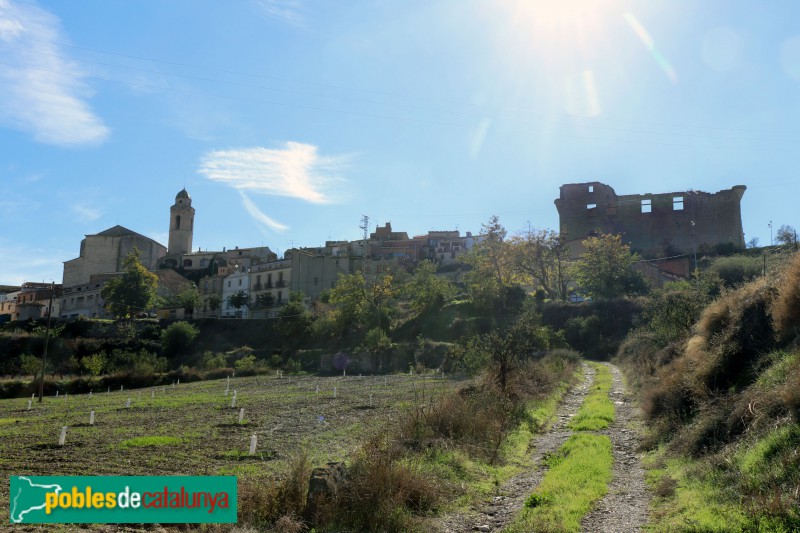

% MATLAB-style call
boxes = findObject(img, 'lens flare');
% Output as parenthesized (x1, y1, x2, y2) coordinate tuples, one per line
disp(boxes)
(624, 12, 678, 84)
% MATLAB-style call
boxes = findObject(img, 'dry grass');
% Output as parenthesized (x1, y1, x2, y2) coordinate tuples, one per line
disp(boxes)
(238, 453, 311, 530)
(331, 435, 443, 532)
(770, 252, 800, 343)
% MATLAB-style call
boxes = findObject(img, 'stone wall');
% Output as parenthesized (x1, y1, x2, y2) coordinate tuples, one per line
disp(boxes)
(555, 182, 746, 257)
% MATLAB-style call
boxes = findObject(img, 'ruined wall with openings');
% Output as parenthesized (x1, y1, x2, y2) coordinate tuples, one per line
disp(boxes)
(555, 182, 746, 258)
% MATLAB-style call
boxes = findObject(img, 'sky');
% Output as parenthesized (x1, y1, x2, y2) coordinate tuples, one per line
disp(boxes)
(2, 0, 800, 285)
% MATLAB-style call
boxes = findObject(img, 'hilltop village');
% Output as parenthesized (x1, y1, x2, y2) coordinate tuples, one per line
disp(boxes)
(1, 188, 482, 322)
(0, 181, 747, 323)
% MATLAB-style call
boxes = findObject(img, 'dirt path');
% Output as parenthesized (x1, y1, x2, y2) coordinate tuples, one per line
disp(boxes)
(437, 363, 595, 533)
(579, 363, 650, 533)
(436, 362, 650, 533)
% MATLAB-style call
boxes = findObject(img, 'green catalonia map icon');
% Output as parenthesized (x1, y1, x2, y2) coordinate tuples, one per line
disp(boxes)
(10, 476, 63, 524)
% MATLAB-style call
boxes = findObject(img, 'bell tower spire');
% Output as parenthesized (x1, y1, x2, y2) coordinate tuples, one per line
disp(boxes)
(168, 188, 195, 255)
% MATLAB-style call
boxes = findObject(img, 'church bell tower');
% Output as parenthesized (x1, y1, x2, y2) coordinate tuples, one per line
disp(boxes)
(168, 188, 195, 255)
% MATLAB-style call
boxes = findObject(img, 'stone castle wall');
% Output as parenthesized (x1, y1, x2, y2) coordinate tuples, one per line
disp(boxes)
(555, 182, 746, 257)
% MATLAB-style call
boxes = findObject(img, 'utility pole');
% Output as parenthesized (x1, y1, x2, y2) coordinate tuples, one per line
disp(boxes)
(38, 281, 55, 403)
(769, 220, 773, 246)
(359, 215, 369, 276)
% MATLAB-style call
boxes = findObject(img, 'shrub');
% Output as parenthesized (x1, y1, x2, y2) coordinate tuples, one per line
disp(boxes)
(704, 255, 762, 288)
(770, 252, 800, 343)
(234, 355, 257, 370)
(334, 436, 442, 532)
(363, 327, 392, 355)
(81, 353, 107, 376)
(160, 321, 199, 358)
(200, 351, 227, 370)
(238, 453, 311, 529)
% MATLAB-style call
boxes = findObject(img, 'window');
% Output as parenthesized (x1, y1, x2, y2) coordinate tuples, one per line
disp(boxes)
(641, 199, 652, 213)
(183, 259, 193, 267)
(238, 278, 242, 286)
(277, 291, 283, 303)
(175, 215, 181, 230)
(314, 277, 319, 286)
(673, 196, 684, 210)
(587, 203, 597, 210)
(228, 281, 231, 287)
(589, 185, 594, 193)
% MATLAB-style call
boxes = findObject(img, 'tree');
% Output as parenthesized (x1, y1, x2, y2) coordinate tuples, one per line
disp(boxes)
(227, 291, 249, 315)
(512, 228, 571, 301)
(403, 260, 456, 312)
(328, 272, 397, 336)
(160, 321, 199, 358)
(101, 249, 159, 318)
(776, 224, 797, 246)
(81, 353, 107, 376)
(474, 315, 559, 392)
(176, 285, 201, 315)
(574, 233, 648, 299)
(275, 291, 312, 344)
(253, 292, 275, 309)
(464, 216, 518, 309)
(207, 294, 222, 316)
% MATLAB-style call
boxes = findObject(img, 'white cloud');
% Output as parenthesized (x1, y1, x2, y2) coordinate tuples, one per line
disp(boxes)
(198, 142, 351, 204)
(0, 0, 109, 146)
(254, 0, 306, 26)
(239, 191, 289, 233)
(70, 201, 103, 222)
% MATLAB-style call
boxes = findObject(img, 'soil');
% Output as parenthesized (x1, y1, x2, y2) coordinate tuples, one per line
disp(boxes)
(436, 362, 651, 533)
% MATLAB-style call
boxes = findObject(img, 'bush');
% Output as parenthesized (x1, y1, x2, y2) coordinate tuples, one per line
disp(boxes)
(234, 355, 257, 370)
(238, 453, 311, 529)
(771, 252, 800, 343)
(200, 351, 228, 370)
(334, 436, 442, 532)
(160, 321, 199, 358)
(81, 353, 107, 376)
(704, 255, 762, 288)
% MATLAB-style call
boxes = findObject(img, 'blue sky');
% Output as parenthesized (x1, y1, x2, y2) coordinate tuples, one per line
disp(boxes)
(2, 0, 799, 285)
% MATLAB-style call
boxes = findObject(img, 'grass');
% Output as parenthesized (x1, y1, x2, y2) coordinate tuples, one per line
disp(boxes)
(0, 371, 456, 530)
(643, 447, 749, 532)
(568, 362, 615, 431)
(506, 433, 613, 532)
(117, 435, 182, 448)
(417, 376, 578, 511)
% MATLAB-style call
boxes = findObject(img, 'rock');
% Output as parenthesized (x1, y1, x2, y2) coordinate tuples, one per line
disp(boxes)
(305, 461, 346, 520)
(475, 525, 491, 532)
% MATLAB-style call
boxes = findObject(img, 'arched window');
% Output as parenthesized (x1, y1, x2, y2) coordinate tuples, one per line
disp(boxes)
(183, 259, 193, 267)
(175, 215, 181, 230)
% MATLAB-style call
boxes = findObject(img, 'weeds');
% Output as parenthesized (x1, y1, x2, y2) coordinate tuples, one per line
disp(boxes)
(568, 362, 614, 431)
(507, 433, 613, 532)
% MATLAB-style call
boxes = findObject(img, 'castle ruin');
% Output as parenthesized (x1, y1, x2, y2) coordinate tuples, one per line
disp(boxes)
(555, 182, 746, 258)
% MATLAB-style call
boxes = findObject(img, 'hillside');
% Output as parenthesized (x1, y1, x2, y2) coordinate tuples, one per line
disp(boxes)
(616, 251, 800, 530)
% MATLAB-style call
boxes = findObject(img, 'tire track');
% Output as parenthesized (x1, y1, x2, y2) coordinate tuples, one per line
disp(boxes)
(438, 362, 595, 533)
(580, 363, 650, 532)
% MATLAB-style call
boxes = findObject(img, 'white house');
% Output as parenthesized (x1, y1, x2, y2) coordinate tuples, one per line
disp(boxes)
(221, 268, 250, 318)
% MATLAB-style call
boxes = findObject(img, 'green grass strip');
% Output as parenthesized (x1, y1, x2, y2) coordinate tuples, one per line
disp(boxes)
(568, 362, 615, 431)
(506, 433, 613, 532)
(643, 447, 749, 532)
